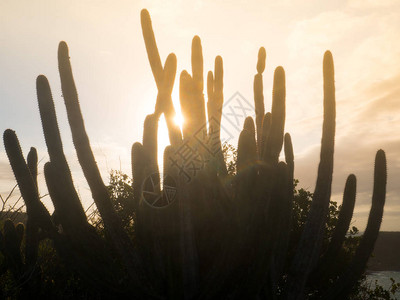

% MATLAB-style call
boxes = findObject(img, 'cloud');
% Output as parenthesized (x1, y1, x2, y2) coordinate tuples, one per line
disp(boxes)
(348, 0, 400, 9)
(283, 4, 400, 230)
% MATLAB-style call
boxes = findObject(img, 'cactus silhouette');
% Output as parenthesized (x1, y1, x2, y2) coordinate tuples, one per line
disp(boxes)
(0, 8, 388, 300)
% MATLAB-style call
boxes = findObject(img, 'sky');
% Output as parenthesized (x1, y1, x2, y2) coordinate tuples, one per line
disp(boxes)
(0, 0, 399, 230)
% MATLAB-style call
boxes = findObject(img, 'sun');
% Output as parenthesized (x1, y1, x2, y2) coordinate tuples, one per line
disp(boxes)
(174, 114, 184, 128)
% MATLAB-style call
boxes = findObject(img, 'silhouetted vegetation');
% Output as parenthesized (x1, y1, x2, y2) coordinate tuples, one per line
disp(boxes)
(0, 8, 391, 299)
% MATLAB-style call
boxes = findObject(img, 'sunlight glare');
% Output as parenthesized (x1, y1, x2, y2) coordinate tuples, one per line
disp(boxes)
(174, 114, 184, 128)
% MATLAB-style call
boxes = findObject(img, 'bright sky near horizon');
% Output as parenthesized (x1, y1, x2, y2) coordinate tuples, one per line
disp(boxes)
(1, 0, 400, 230)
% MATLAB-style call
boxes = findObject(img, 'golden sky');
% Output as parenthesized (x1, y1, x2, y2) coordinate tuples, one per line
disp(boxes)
(1, 0, 400, 230)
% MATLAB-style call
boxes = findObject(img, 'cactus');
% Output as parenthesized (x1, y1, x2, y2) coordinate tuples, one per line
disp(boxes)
(263, 66, 286, 165)
(254, 47, 266, 155)
(0, 9, 389, 299)
(57, 42, 150, 294)
(141, 9, 181, 146)
(207, 56, 227, 175)
(237, 117, 257, 173)
(4, 130, 55, 236)
(36, 75, 88, 232)
(285, 51, 336, 299)
(311, 174, 357, 284)
(322, 149, 387, 299)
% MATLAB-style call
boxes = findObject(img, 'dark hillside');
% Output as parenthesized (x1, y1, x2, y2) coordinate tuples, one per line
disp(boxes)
(368, 232, 400, 271)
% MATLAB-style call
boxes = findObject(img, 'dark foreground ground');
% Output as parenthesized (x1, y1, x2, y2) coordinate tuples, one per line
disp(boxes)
(0, 212, 398, 271)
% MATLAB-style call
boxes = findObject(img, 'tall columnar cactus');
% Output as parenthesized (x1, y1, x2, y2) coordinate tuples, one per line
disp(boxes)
(254, 47, 266, 155)
(24, 147, 39, 268)
(36, 75, 88, 232)
(57, 43, 150, 294)
(285, 51, 336, 299)
(264, 66, 286, 165)
(207, 56, 227, 175)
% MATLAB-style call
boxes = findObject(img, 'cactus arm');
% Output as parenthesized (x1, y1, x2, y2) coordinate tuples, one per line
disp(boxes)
(254, 73, 264, 155)
(179, 70, 194, 139)
(191, 36, 207, 138)
(36, 75, 88, 230)
(206, 70, 215, 139)
(58, 42, 111, 207)
(243, 116, 256, 135)
(140, 114, 161, 283)
(43, 161, 86, 231)
(58, 42, 154, 295)
(254, 47, 266, 155)
(191, 36, 204, 94)
(257, 47, 266, 74)
(207, 71, 214, 107)
(266, 133, 294, 295)
(25, 148, 40, 268)
(214, 55, 224, 137)
(207, 57, 224, 141)
(162, 54, 177, 98)
(141, 9, 181, 146)
(140, 9, 163, 89)
(58, 41, 123, 223)
(26, 147, 38, 188)
(206, 57, 227, 176)
(143, 114, 160, 180)
(180, 37, 207, 141)
(264, 66, 286, 166)
(160, 53, 182, 146)
(155, 53, 176, 117)
(286, 51, 335, 299)
(3, 130, 55, 235)
(319, 174, 356, 275)
(214, 55, 223, 108)
(284, 133, 294, 181)
(237, 118, 257, 173)
(323, 150, 386, 299)
(260, 112, 272, 160)
(36, 76, 66, 165)
(131, 142, 146, 210)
